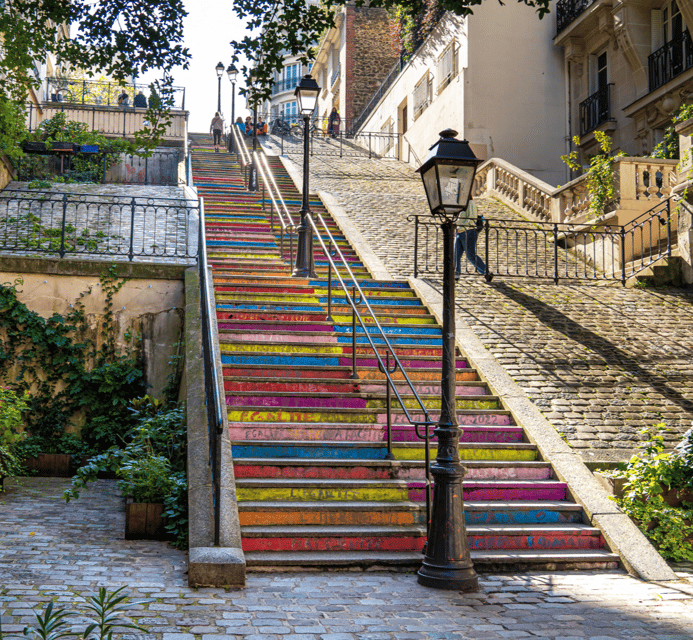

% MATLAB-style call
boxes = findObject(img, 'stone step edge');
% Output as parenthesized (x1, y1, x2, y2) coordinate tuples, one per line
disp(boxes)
(223, 375, 481, 386)
(231, 440, 524, 449)
(235, 478, 565, 488)
(242, 549, 621, 567)
(238, 499, 582, 511)
(240, 524, 602, 537)
(233, 458, 546, 468)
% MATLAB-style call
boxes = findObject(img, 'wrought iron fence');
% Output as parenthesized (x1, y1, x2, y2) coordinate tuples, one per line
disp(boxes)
(45, 77, 186, 109)
(272, 125, 402, 159)
(648, 30, 693, 92)
(0, 190, 198, 261)
(579, 83, 613, 136)
(409, 199, 675, 285)
(556, 0, 596, 34)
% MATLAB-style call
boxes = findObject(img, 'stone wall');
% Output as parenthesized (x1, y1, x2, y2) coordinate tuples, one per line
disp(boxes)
(0, 261, 185, 404)
(0, 153, 14, 190)
(351, 7, 398, 125)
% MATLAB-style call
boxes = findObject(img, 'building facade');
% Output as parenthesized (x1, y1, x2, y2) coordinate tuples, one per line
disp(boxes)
(555, 0, 693, 161)
(310, 4, 399, 131)
(359, 6, 567, 185)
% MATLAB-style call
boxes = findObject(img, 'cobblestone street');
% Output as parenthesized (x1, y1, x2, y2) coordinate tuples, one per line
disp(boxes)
(293, 149, 693, 460)
(1, 478, 692, 640)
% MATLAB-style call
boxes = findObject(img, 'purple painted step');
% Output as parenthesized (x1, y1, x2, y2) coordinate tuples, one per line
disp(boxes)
(408, 481, 567, 502)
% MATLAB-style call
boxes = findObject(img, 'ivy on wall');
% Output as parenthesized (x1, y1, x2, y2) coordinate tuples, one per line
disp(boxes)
(388, 0, 445, 61)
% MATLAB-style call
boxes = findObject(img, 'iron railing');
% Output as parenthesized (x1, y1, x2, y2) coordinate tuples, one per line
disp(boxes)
(579, 83, 613, 136)
(410, 198, 676, 286)
(273, 126, 401, 159)
(0, 190, 197, 261)
(556, 0, 596, 34)
(249, 146, 437, 530)
(331, 63, 341, 88)
(649, 30, 693, 92)
(196, 195, 226, 546)
(271, 77, 301, 96)
(45, 77, 186, 109)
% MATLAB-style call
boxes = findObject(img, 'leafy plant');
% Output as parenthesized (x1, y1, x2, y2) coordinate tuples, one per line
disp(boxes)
(651, 102, 693, 160)
(64, 402, 188, 549)
(0, 445, 23, 483)
(17, 587, 146, 640)
(561, 131, 626, 221)
(0, 386, 29, 448)
(605, 424, 693, 561)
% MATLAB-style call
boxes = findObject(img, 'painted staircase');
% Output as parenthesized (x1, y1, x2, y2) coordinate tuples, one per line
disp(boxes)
(189, 132, 620, 571)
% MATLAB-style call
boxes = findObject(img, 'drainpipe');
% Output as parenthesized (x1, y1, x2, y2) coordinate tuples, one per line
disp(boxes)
(565, 56, 572, 184)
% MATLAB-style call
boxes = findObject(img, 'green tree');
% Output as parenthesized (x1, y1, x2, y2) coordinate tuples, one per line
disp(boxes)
(0, 0, 190, 156)
(230, 0, 552, 105)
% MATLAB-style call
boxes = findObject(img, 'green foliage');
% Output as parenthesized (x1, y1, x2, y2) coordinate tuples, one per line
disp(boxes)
(19, 587, 146, 640)
(20, 112, 133, 183)
(0, 445, 24, 481)
(0, 268, 145, 457)
(651, 102, 693, 160)
(0, 95, 29, 160)
(389, 0, 444, 60)
(231, 0, 551, 104)
(64, 402, 188, 549)
(606, 424, 693, 561)
(0, 386, 29, 448)
(561, 132, 625, 220)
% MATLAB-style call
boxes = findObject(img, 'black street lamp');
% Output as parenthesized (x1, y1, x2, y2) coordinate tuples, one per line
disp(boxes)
(215, 61, 224, 114)
(227, 64, 238, 124)
(416, 129, 481, 592)
(292, 74, 320, 278)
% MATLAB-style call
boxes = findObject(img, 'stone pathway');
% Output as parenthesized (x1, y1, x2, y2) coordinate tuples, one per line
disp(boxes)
(1, 478, 693, 640)
(278, 147, 693, 461)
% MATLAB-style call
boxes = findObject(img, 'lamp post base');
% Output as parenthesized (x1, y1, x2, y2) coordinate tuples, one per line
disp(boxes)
(417, 562, 478, 591)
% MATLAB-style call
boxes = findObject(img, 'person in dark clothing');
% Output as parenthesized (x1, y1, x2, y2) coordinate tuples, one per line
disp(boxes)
(133, 91, 147, 108)
(210, 112, 224, 152)
(454, 197, 493, 282)
(328, 107, 340, 138)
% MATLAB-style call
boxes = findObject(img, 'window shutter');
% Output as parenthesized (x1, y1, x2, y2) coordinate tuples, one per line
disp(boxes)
(652, 9, 664, 51)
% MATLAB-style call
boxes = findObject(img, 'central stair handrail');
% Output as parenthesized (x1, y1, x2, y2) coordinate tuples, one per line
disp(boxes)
(252, 147, 437, 529)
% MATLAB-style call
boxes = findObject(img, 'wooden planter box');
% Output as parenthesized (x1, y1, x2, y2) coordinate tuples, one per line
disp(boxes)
(125, 500, 166, 540)
(23, 453, 73, 477)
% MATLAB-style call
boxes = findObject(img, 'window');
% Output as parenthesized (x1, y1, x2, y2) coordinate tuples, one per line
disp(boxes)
(281, 101, 298, 123)
(589, 50, 608, 94)
(437, 41, 457, 94)
(413, 73, 432, 120)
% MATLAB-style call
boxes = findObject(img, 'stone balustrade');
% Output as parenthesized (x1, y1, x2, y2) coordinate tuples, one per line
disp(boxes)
(476, 156, 679, 225)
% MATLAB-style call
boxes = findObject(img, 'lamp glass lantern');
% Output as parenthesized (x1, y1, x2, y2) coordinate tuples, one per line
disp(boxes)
(215, 61, 225, 78)
(226, 63, 238, 83)
(417, 129, 481, 220)
(294, 74, 320, 116)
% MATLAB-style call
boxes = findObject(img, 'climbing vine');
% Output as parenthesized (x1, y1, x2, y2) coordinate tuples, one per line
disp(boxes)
(561, 131, 625, 221)
(0, 267, 145, 456)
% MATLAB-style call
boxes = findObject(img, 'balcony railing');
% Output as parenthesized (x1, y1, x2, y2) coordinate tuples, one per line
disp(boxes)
(556, 0, 596, 34)
(26, 102, 187, 143)
(271, 77, 301, 96)
(649, 30, 693, 92)
(579, 83, 613, 136)
(45, 78, 186, 110)
(331, 63, 341, 88)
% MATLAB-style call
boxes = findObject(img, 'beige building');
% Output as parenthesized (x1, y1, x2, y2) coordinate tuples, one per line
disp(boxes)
(556, 0, 693, 162)
(354, 7, 567, 185)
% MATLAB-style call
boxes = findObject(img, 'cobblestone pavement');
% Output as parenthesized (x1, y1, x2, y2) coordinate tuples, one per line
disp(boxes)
(289, 149, 693, 460)
(1, 478, 693, 640)
(0, 182, 196, 263)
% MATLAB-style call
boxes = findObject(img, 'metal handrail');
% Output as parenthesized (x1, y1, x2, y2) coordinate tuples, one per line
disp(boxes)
(252, 146, 436, 529)
(196, 196, 226, 546)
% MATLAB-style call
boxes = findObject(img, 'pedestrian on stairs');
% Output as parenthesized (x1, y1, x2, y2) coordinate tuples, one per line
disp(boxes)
(455, 197, 493, 282)
(210, 112, 224, 152)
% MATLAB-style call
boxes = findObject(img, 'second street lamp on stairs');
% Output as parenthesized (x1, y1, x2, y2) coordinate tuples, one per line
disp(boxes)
(292, 74, 320, 278)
